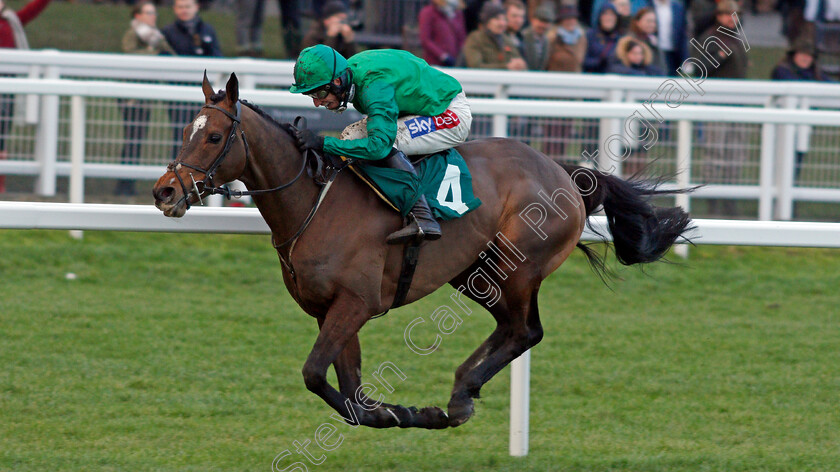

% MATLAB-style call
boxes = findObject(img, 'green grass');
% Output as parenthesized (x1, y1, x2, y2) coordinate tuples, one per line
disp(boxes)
(1, 230, 838, 471)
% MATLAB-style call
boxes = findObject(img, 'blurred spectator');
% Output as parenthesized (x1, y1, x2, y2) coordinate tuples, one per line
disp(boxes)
(693, 0, 748, 79)
(162, 0, 222, 159)
(312, 0, 349, 18)
(521, 2, 555, 70)
(690, 0, 718, 37)
(607, 37, 663, 174)
(162, 0, 222, 57)
(591, 0, 650, 30)
(464, 0, 499, 32)
(0, 0, 52, 194)
(584, 4, 621, 72)
(612, 0, 634, 32)
(545, 4, 587, 160)
(607, 35, 665, 74)
(778, 0, 807, 43)
(418, 0, 467, 66)
(628, 7, 667, 71)
(235, 0, 266, 56)
(772, 37, 829, 80)
(123, 1, 175, 55)
(772, 37, 833, 180)
(278, 0, 302, 57)
(302, 0, 357, 59)
(117, 1, 174, 196)
(804, 0, 840, 24)
(547, 4, 587, 71)
(463, 2, 528, 69)
(505, 0, 527, 50)
(652, 0, 687, 73)
(695, 0, 748, 215)
(802, 0, 840, 46)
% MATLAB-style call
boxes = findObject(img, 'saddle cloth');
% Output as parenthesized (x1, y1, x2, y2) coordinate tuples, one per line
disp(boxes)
(351, 148, 481, 221)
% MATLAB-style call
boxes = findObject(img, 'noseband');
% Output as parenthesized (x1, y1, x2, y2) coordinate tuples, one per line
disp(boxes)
(166, 100, 308, 210)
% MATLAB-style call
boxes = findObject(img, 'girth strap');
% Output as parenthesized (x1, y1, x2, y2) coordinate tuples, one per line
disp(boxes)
(371, 238, 423, 319)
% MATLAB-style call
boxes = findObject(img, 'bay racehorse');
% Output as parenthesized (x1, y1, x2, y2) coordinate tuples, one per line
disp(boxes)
(153, 74, 692, 429)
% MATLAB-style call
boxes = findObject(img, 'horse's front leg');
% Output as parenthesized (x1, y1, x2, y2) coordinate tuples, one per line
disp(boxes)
(304, 294, 449, 429)
(330, 332, 442, 428)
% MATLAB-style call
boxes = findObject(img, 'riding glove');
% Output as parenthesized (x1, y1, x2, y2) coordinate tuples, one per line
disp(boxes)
(295, 129, 325, 153)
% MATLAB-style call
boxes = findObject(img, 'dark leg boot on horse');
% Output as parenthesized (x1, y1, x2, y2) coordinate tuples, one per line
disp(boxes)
(380, 149, 442, 245)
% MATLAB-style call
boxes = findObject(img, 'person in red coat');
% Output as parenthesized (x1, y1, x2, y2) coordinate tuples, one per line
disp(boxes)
(0, 0, 52, 193)
(419, 0, 467, 67)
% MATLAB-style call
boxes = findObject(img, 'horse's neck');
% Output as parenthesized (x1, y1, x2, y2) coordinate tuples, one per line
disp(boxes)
(239, 114, 320, 241)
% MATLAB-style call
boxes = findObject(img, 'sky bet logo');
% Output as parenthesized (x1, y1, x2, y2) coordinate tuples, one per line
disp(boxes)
(406, 110, 460, 139)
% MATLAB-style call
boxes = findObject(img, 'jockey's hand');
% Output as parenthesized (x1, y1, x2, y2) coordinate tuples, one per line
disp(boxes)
(295, 129, 325, 153)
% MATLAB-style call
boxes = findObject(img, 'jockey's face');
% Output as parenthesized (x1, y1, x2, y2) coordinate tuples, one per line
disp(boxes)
(308, 78, 343, 110)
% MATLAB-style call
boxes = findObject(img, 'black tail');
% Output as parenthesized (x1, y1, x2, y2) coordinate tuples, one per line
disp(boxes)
(560, 163, 694, 268)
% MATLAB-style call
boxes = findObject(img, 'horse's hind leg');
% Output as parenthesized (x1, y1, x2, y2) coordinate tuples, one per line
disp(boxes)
(446, 271, 544, 427)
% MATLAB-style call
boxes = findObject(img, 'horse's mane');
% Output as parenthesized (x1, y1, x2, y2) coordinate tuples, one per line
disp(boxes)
(210, 90, 295, 137)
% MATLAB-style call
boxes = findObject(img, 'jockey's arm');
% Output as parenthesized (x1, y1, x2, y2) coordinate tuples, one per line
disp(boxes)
(323, 81, 398, 160)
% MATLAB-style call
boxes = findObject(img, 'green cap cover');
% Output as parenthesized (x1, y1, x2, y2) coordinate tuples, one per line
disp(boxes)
(289, 45, 349, 94)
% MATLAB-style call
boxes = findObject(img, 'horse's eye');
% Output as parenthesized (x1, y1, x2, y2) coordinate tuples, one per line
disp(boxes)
(208, 134, 222, 144)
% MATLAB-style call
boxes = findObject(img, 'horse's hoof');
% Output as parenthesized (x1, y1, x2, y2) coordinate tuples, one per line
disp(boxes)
(447, 400, 474, 427)
(417, 406, 450, 429)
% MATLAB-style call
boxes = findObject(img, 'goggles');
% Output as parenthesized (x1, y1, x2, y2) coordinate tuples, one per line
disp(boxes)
(305, 86, 331, 100)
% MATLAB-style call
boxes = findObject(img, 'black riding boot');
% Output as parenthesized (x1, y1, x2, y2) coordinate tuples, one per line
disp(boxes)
(380, 149, 442, 245)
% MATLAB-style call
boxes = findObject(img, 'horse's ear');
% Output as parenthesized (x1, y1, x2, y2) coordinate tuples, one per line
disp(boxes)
(202, 70, 214, 104)
(225, 73, 239, 105)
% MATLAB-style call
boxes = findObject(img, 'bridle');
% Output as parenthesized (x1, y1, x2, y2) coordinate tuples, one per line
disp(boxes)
(166, 100, 308, 210)
(166, 100, 344, 278)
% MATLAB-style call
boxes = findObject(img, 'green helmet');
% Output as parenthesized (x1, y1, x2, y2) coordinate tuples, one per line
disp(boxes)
(289, 45, 349, 94)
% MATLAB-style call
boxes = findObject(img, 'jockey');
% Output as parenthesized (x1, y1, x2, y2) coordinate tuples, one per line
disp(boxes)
(289, 44, 473, 245)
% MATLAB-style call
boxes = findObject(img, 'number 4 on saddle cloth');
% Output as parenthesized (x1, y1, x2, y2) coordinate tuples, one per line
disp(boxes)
(351, 148, 482, 221)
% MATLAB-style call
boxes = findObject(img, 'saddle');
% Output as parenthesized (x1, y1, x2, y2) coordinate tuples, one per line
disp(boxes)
(307, 151, 425, 214)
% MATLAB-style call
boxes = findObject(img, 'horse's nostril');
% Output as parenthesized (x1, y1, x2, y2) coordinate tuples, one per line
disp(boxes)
(155, 186, 175, 203)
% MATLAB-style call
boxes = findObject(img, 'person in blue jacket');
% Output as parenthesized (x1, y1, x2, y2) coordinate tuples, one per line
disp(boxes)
(161, 0, 223, 159)
(584, 4, 622, 73)
(161, 0, 222, 57)
(771, 37, 831, 82)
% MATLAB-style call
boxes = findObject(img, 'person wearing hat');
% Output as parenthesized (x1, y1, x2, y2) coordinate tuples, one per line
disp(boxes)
(289, 45, 473, 244)
(771, 37, 829, 81)
(547, 3, 587, 72)
(694, 0, 749, 216)
(301, 0, 357, 59)
(693, 0, 748, 80)
(463, 2, 527, 69)
(772, 36, 834, 183)
(418, 0, 467, 67)
(520, 2, 556, 70)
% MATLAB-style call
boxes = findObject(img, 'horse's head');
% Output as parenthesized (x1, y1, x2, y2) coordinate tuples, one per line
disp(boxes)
(154, 72, 247, 217)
